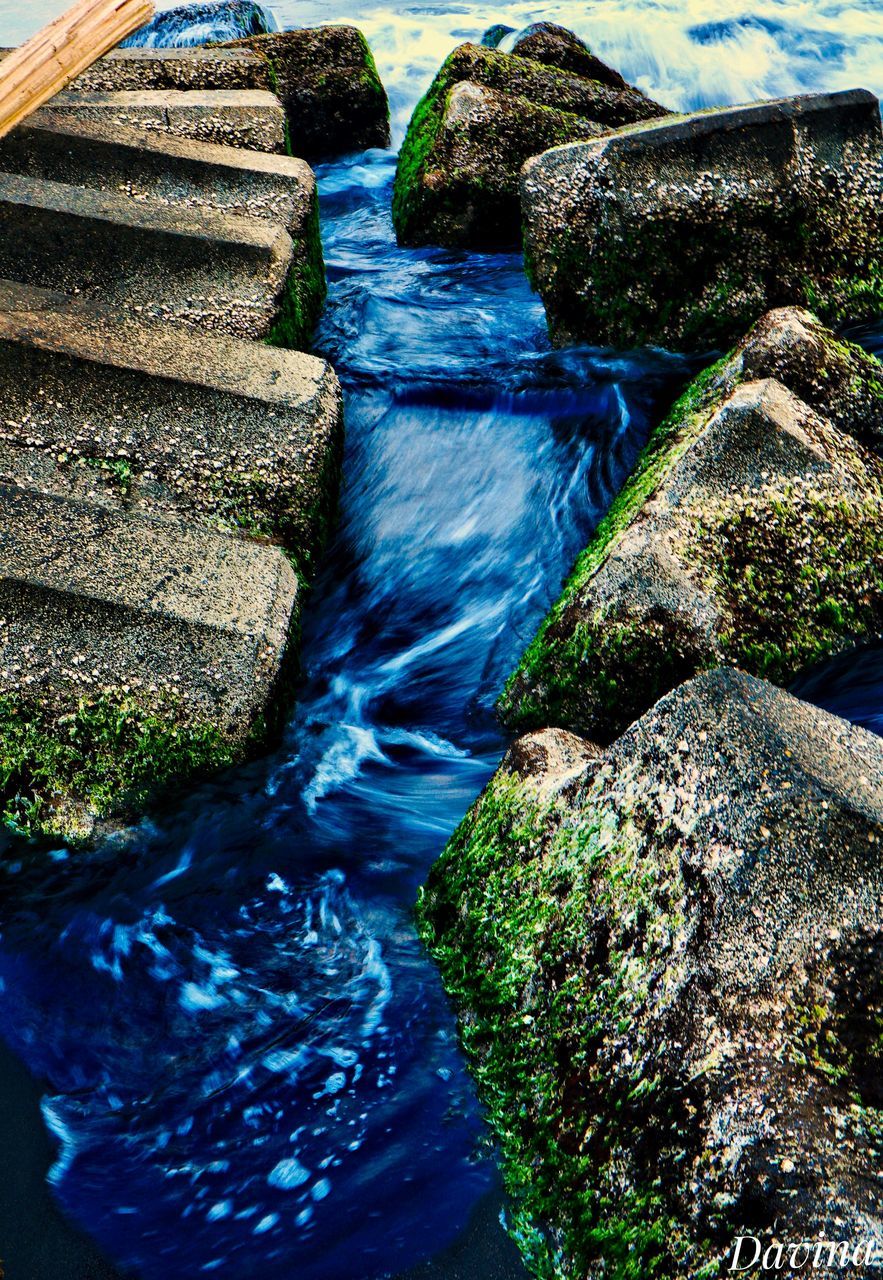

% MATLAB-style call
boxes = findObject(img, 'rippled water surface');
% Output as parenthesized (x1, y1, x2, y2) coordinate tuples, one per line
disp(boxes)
(0, 0, 881, 1276)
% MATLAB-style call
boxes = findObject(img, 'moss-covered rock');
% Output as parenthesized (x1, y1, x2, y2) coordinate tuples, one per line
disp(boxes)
(500, 309, 883, 741)
(419, 668, 883, 1279)
(508, 21, 629, 90)
(221, 27, 390, 161)
(521, 89, 883, 350)
(393, 41, 667, 248)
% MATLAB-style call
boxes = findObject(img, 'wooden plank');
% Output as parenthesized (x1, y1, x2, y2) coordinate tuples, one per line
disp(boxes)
(0, 0, 154, 140)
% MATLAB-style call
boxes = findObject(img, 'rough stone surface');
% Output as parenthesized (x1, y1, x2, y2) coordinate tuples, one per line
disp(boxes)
(0, 171, 300, 342)
(0, 476, 297, 839)
(522, 89, 883, 350)
(36, 89, 286, 153)
(501, 315, 883, 741)
(393, 40, 668, 247)
(0, 120, 326, 346)
(221, 27, 391, 161)
(508, 21, 629, 89)
(0, 46, 273, 92)
(419, 668, 883, 1279)
(0, 279, 343, 574)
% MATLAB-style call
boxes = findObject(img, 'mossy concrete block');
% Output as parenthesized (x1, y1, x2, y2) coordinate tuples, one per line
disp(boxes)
(399, 81, 604, 248)
(0, 120, 327, 347)
(220, 27, 391, 161)
(508, 21, 629, 89)
(0, 279, 342, 574)
(419, 667, 883, 1279)
(0, 477, 298, 839)
(501, 333, 883, 740)
(0, 171, 301, 342)
(37, 89, 286, 153)
(393, 41, 667, 248)
(522, 88, 883, 349)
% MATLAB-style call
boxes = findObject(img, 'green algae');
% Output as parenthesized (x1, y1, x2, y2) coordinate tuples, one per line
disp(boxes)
(417, 767, 702, 1279)
(0, 690, 234, 841)
(268, 190, 327, 350)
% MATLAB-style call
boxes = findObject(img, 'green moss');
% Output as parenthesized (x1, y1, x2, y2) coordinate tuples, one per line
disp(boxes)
(84, 454, 133, 497)
(0, 690, 235, 841)
(696, 488, 883, 681)
(499, 354, 733, 731)
(417, 770, 704, 1278)
(268, 190, 327, 350)
(392, 52, 455, 239)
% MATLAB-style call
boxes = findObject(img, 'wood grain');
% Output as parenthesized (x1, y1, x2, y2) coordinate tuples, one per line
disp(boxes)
(0, 0, 155, 139)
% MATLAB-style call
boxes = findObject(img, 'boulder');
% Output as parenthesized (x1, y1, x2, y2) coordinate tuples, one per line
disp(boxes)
(419, 667, 883, 1279)
(0, 119, 326, 347)
(500, 310, 883, 741)
(121, 1, 276, 48)
(521, 89, 883, 350)
(393, 41, 668, 248)
(36, 88, 287, 153)
(508, 21, 629, 90)
(0, 279, 342, 576)
(0, 171, 307, 343)
(0, 477, 297, 842)
(220, 28, 391, 161)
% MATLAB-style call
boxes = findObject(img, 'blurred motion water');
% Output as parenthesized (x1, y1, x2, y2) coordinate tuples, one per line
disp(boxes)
(0, 1, 880, 1277)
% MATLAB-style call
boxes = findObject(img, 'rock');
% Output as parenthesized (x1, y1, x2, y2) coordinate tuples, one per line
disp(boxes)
(0, 477, 297, 842)
(0, 279, 342, 575)
(500, 314, 883, 741)
(419, 667, 883, 1279)
(522, 88, 883, 350)
(0, 119, 326, 347)
(220, 28, 391, 161)
(121, 0, 276, 48)
(36, 88, 286, 154)
(0, 171, 307, 343)
(508, 22, 628, 90)
(479, 24, 514, 49)
(397, 81, 604, 248)
(393, 41, 667, 248)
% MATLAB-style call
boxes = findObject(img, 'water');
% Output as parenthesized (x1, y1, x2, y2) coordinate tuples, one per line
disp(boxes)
(0, 1, 880, 1277)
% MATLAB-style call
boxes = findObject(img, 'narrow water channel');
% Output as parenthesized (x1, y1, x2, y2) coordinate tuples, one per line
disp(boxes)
(0, 1, 881, 1277)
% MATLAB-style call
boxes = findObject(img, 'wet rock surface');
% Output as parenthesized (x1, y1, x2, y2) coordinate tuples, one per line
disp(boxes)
(393, 38, 667, 248)
(507, 21, 629, 89)
(220, 28, 391, 161)
(419, 668, 883, 1279)
(522, 88, 883, 350)
(500, 309, 883, 742)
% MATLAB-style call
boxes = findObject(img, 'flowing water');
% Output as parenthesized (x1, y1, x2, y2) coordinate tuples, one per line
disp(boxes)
(0, 0, 881, 1276)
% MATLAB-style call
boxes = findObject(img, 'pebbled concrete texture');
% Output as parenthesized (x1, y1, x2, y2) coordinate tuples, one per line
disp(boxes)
(0, 279, 343, 567)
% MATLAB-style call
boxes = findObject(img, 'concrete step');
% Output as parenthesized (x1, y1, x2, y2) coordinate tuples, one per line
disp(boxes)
(0, 171, 300, 342)
(0, 116, 322, 260)
(34, 89, 286, 153)
(0, 279, 342, 573)
(0, 45, 273, 93)
(0, 477, 298, 836)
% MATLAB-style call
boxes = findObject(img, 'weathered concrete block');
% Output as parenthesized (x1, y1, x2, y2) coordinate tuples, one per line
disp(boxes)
(393, 41, 668, 248)
(221, 27, 391, 161)
(522, 88, 883, 349)
(0, 279, 342, 574)
(0, 478, 297, 839)
(0, 46, 272, 92)
(36, 89, 286, 153)
(501, 319, 883, 740)
(397, 81, 604, 248)
(0, 172, 303, 343)
(420, 667, 883, 1278)
(0, 120, 326, 345)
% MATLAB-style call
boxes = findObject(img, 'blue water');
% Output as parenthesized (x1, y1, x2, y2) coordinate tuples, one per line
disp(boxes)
(0, 2, 881, 1278)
